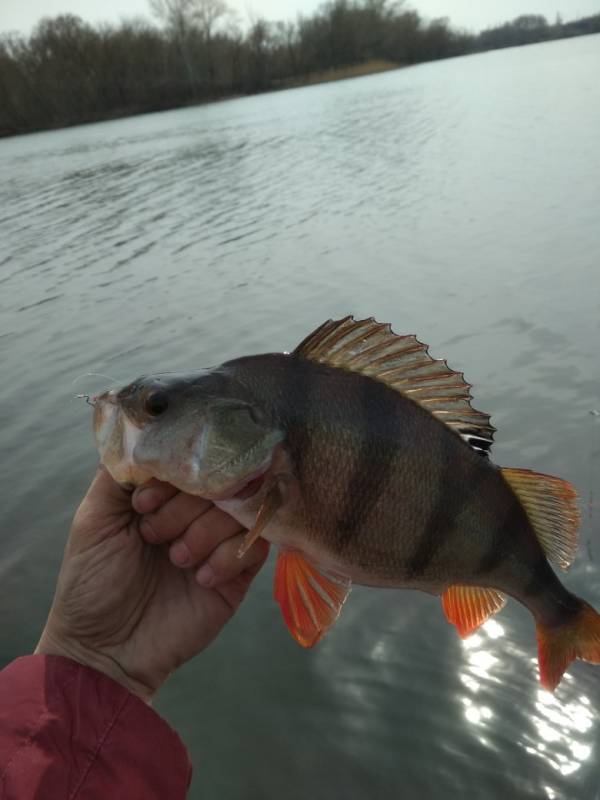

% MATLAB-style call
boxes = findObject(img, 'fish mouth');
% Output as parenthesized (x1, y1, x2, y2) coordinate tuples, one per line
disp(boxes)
(93, 391, 119, 446)
(209, 457, 272, 502)
(93, 392, 151, 486)
(233, 471, 268, 500)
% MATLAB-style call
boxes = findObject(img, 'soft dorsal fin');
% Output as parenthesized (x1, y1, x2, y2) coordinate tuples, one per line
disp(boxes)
(501, 468, 580, 570)
(294, 316, 495, 455)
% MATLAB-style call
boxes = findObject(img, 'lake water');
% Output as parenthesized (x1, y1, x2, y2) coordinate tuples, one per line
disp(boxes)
(1, 33, 599, 800)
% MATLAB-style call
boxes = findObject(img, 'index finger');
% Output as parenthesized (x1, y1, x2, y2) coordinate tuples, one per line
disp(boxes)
(132, 479, 179, 514)
(139, 492, 214, 545)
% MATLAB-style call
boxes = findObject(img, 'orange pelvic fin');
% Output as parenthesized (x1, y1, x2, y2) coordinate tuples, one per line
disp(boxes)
(501, 467, 580, 570)
(237, 484, 282, 558)
(274, 550, 351, 647)
(537, 601, 600, 692)
(442, 585, 506, 638)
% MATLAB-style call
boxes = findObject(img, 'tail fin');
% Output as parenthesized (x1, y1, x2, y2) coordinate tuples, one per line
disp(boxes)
(537, 601, 600, 691)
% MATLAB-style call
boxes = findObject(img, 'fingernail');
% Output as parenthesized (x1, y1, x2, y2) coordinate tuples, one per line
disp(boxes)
(170, 540, 191, 567)
(135, 488, 159, 514)
(196, 563, 214, 586)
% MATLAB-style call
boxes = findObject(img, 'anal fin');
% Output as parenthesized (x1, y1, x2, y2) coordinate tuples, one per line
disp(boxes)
(274, 550, 351, 647)
(442, 585, 506, 638)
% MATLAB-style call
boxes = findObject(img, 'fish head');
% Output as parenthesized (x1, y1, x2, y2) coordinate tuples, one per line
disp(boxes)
(93, 369, 284, 498)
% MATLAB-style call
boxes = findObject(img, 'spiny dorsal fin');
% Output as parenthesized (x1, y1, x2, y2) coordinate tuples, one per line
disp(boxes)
(442, 585, 507, 638)
(501, 468, 580, 570)
(294, 316, 495, 455)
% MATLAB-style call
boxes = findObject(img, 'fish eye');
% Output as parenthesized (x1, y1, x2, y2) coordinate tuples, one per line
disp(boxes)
(145, 391, 169, 416)
(249, 406, 264, 425)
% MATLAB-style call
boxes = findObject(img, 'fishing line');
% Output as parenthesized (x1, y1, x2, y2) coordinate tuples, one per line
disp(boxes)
(71, 372, 119, 386)
(75, 394, 96, 406)
(71, 372, 119, 407)
(587, 409, 600, 562)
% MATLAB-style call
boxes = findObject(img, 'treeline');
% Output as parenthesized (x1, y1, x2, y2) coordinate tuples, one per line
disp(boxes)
(478, 12, 600, 50)
(1, 0, 599, 138)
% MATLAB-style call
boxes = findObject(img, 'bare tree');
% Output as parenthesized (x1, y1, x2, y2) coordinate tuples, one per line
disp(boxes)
(149, 0, 230, 41)
(6, 0, 598, 138)
(148, 0, 198, 96)
(148, 0, 231, 93)
(148, 0, 191, 38)
(190, 0, 230, 42)
(190, 0, 231, 91)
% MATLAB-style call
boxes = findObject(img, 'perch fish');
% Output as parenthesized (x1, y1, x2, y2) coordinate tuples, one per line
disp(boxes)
(92, 317, 600, 691)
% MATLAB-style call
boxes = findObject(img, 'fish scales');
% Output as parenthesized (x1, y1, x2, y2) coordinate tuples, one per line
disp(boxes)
(228, 355, 570, 604)
(92, 316, 600, 691)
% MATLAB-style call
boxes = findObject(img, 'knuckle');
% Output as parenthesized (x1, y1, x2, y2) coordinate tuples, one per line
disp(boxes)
(190, 496, 213, 515)
(207, 550, 237, 582)
(220, 533, 262, 575)
(183, 518, 212, 557)
(139, 517, 160, 543)
(133, 485, 166, 514)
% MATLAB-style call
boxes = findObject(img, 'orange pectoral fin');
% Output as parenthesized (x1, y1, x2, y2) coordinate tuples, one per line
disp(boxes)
(274, 550, 351, 647)
(237, 484, 283, 558)
(442, 585, 506, 638)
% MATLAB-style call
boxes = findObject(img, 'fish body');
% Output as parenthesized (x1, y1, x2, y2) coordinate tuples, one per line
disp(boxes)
(213, 356, 559, 602)
(93, 317, 600, 691)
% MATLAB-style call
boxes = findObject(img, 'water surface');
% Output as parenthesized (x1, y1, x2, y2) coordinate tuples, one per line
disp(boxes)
(1, 34, 599, 800)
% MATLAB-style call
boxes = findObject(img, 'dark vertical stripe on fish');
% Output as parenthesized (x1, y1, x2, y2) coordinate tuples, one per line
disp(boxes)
(333, 380, 398, 551)
(279, 359, 313, 486)
(475, 501, 523, 576)
(406, 432, 484, 578)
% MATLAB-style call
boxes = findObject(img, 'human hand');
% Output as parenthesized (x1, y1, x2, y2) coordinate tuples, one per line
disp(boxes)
(36, 466, 269, 701)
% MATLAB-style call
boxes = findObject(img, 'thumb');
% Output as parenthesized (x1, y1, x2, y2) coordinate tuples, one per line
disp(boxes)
(70, 465, 134, 547)
(86, 464, 132, 507)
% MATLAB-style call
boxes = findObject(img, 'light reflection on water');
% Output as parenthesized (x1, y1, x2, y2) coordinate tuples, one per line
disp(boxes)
(459, 619, 597, 797)
(528, 688, 593, 778)
(460, 619, 505, 693)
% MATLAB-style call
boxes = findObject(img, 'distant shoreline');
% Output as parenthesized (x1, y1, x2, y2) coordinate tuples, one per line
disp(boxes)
(1, 12, 599, 141)
(273, 60, 400, 90)
(0, 60, 401, 140)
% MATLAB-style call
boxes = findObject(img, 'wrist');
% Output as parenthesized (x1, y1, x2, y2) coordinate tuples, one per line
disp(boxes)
(35, 629, 157, 703)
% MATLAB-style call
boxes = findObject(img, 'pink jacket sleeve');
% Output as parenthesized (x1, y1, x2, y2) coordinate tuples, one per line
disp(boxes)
(0, 655, 192, 799)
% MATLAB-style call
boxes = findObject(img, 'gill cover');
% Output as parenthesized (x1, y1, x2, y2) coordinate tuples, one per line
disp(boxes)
(189, 398, 283, 497)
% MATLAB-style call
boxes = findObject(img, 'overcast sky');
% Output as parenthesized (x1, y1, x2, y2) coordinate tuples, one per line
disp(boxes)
(1, 0, 599, 36)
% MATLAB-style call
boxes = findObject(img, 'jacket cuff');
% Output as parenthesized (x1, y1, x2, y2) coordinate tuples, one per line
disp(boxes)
(0, 654, 192, 798)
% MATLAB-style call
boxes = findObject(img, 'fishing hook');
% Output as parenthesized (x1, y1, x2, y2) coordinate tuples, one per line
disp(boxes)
(75, 393, 96, 407)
